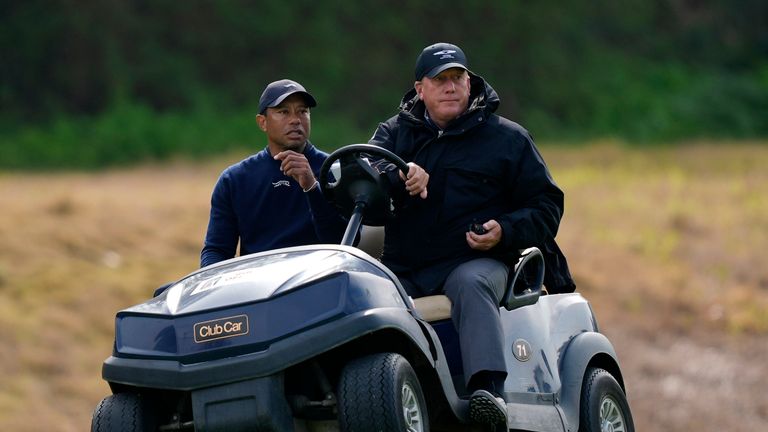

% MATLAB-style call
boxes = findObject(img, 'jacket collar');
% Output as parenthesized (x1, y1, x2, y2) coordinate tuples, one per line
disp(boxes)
(397, 73, 499, 133)
(264, 140, 315, 158)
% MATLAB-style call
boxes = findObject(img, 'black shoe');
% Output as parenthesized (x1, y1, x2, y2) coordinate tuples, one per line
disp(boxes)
(469, 389, 508, 426)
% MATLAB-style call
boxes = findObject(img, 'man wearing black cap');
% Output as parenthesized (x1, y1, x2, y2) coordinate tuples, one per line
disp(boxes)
(201, 79, 345, 267)
(369, 43, 574, 427)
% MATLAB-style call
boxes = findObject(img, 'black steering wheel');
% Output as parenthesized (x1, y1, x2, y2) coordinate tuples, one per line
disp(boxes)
(319, 144, 409, 227)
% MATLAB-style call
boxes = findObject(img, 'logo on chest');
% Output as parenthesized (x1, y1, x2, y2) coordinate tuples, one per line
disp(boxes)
(272, 180, 291, 188)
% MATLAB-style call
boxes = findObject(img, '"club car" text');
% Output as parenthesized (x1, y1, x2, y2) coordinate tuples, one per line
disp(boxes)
(194, 315, 249, 343)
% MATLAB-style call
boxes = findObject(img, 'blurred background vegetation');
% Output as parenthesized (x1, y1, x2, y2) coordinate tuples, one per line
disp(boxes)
(1, 0, 767, 170)
(2, 3, 768, 430)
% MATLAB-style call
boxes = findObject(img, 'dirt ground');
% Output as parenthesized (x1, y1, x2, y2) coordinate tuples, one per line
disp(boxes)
(562, 243, 768, 431)
(0, 143, 766, 431)
(555, 142, 768, 431)
(606, 325, 767, 431)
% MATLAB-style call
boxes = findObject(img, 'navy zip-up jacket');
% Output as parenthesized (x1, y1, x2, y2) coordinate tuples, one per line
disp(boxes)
(201, 143, 345, 268)
(369, 74, 575, 293)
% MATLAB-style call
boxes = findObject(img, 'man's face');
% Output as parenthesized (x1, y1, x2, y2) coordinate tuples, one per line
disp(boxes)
(415, 68, 470, 128)
(256, 93, 311, 153)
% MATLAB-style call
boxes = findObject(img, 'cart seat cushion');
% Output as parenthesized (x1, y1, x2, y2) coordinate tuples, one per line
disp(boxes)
(412, 295, 452, 322)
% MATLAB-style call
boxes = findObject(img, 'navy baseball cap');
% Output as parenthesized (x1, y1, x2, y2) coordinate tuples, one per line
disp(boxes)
(414, 42, 468, 80)
(258, 79, 317, 114)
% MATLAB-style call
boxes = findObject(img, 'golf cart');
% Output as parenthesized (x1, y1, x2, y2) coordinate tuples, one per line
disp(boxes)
(92, 144, 634, 431)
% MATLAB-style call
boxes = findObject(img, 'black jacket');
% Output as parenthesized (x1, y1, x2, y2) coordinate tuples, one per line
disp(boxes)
(369, 74, 575, 294)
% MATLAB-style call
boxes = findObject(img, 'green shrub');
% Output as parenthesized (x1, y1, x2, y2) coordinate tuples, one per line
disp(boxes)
(0, 102, 368, 170)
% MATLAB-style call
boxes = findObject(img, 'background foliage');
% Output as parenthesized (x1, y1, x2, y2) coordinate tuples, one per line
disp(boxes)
(2, 0, 767, 169)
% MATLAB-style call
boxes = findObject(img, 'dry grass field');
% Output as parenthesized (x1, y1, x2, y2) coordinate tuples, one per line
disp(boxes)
(0, 142, 766, 431)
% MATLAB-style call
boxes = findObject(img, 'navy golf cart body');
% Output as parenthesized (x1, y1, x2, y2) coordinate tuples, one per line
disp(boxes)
(93, 145, 633, 432)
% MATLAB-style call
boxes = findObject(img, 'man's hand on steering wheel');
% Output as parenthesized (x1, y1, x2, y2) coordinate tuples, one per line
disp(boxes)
(399, 162, 429, 199)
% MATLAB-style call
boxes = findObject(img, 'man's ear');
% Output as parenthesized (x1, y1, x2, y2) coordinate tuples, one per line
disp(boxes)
(414, 81, 423, 100)
(256, 114, 267, 132)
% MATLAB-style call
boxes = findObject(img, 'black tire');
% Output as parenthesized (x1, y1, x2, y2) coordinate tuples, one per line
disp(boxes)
(91, 393, 157, 432)
(578, 367, 635, 432)
(338, 352, 429, 432)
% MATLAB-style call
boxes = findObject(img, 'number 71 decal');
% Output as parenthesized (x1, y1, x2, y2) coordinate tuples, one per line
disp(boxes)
(513, 338, 532, 362)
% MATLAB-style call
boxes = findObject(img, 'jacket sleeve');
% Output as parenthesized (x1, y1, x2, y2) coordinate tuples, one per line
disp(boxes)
(200, 173, 238, 267)
(496, 133, 564, 251)
(368, 121, 409, 199)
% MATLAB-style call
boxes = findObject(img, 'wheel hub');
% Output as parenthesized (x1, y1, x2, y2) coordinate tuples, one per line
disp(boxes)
(402, 382, 424, 432)
(599, 395, 626, 432)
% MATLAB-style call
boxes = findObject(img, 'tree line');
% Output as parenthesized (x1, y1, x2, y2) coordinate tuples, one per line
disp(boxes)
(1, 0, 767, 169)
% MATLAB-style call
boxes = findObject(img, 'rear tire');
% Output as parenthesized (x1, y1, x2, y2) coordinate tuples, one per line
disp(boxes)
(91, 393, 157, 432)
(578, 367, 634, 432)
(338, 352, 429, 432)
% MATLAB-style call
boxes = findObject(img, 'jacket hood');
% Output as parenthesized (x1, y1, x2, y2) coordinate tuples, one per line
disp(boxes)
(397, 72, 500, 123)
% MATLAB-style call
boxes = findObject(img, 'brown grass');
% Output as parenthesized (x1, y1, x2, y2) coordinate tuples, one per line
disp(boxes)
(0, 143, 766, 431)
(547, 142, 768, 335)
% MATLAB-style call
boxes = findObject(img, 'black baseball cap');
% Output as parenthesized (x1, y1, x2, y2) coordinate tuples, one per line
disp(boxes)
(258, 79, 317, 114)
(414, 42, 468, 80)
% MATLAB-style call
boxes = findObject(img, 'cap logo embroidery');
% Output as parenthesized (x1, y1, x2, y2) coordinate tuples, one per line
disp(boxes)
(433, 49, 457, 59)
(272, 180, 290, 188)
(284, 83, 297, 89)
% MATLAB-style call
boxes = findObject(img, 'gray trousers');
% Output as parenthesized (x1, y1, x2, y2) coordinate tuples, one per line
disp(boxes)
(443, 258, 509, 384)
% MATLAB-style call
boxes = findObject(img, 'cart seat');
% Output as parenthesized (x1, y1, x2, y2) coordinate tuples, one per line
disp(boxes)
(412, 295, 452, 322)
(355, 227, 544, 322)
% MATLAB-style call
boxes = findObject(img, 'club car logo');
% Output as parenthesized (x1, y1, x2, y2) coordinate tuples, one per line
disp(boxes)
(194, 315, 249, 343)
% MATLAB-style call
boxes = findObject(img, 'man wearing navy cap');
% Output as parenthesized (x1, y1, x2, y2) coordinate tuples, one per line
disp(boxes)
(201, 79, 345, 267)
(369, 43, 575, 426)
